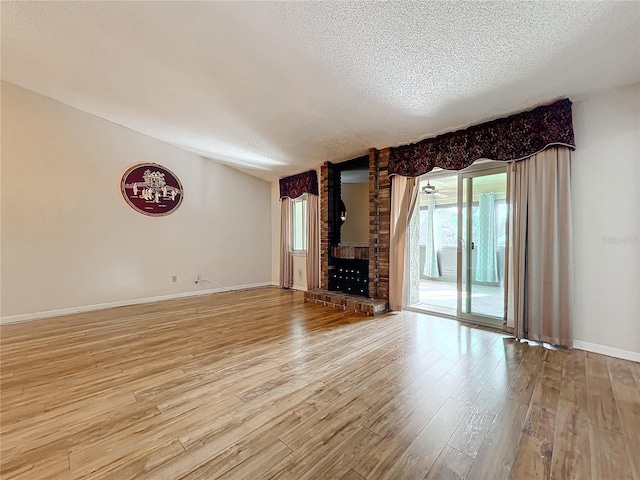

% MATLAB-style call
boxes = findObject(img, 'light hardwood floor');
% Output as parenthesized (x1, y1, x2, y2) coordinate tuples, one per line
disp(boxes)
(1, 287, 639, 479)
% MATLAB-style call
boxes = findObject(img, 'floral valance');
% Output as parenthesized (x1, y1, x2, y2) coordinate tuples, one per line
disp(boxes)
(279, 169, 318, 199)
(388, 98, 575, 177)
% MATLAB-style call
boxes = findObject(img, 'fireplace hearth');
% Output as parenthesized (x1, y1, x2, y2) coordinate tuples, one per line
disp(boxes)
(310, 150, 391, 314)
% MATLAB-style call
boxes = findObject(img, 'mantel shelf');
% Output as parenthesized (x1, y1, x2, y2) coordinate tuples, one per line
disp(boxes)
(331, 245, 369, 260)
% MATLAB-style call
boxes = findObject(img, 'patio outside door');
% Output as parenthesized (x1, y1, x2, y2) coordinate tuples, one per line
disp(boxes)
(409, 163, 507, 328)
(457, 167, 507, 327)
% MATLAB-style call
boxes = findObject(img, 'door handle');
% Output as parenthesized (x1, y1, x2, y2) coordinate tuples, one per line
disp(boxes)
(457, 238, 465, 253)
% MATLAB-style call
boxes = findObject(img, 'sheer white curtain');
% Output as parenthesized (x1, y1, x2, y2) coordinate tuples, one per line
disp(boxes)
(406, 201, 421, 307)
(279, 197, 293, 289)
(389, 175, 419, 311)
(506, 146, 573, 347)
(306, 194, 320, 290)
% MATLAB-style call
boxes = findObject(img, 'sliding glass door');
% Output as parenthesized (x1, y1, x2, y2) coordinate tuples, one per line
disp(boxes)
(409, 163, 507, 327)
(412, 172, 459, 316)
(458, 167, 507, 325)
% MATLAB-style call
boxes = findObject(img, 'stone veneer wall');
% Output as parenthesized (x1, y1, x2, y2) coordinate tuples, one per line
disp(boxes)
(320, 148, 391, 301)
(320, 162, 336, 290)
(319, 150, 390, 303)
(368, 148, 391, 301)
(304, 290, 387, 316)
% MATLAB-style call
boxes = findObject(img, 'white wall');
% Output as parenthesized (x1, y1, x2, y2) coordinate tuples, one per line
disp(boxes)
(271, 182, 280, 284)
(1, 82, 272, 320)
(292, 254, 307, 291)
(572, 82, 640, 360)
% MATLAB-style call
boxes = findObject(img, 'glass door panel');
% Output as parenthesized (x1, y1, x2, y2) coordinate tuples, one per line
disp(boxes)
(408, 173, 459, 316)
(458, 175, 470, 316)
(459, 169, 507, 325)
(408, 164, 507, 328)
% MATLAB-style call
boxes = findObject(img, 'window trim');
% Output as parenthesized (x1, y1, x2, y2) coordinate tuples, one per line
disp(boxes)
(291, 195, 308, 253)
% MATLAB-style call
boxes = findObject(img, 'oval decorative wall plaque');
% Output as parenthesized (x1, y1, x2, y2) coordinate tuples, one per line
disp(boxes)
(121, 163, 183, 216)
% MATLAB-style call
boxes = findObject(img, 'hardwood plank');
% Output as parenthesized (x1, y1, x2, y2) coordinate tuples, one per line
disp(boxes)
(339, 469, 367, 480)
(506, 345, 545, 404)
(0, 450, 69, 480)
(66, 393, 243, 476)
(82, 438, 185, 480)
(177, 381, 327, 450)
(379, 397, 469, 480)
(424, 445, 475, 480)
(137, 410, 300, 480)
(180, 415, 297, 480)
(360, 357, 457, 436)
(586, 357, 622, 434)
(549, 352, 591, 480)
(509, 433, 552, 480)
(353, 375, 465, 479)
(1, 287, 638, 480)
(295, 426, 384, 480)
(522, 378, 560, 444)
(279, 378, 402, 462)
(610, 371, 640, 480)
(447, 405, 498, 459)
(466, 399, 530, 480)
(589, 424, 634, 480)
(215, 439, 292, 480)
(451, 349, 503, 404)
(4, 400, 161, 470)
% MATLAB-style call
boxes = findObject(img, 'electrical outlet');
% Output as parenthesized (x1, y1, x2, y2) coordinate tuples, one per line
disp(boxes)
(171, 275, 178, 283)
(297, 268, 303, 278)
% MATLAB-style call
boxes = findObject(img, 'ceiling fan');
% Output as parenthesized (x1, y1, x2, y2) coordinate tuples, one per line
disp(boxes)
(421, 180, 447, 198)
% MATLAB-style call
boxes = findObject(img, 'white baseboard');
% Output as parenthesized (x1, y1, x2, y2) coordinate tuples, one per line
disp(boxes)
(268, 281, 307, 292)
(573, 340, 640, 363)
(0, 282, 274, 325)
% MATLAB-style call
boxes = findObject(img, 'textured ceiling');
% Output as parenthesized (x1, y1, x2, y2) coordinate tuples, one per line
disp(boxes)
(2, 1, 639, 181)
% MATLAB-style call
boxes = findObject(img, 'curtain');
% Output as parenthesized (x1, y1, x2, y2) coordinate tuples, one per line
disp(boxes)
(506, 146, 573, 347)
(306, 194, 320, 290)
(388, 99, 575, 177)
(476, 193, 498, 283)
(279, 198, 293, 289)
(389, 176, 418, 311)
(423, 198, 440, 278)
(279, 170, 318, 199)
(406, 201, 421, 307)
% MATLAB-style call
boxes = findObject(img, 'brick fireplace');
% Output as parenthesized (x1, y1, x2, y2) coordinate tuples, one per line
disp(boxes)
(304, 148, 391, 315)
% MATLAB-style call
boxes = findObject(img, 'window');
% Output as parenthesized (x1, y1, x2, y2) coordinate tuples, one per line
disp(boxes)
(419, 200, 507, 248)
(291, 196, 307, 252)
